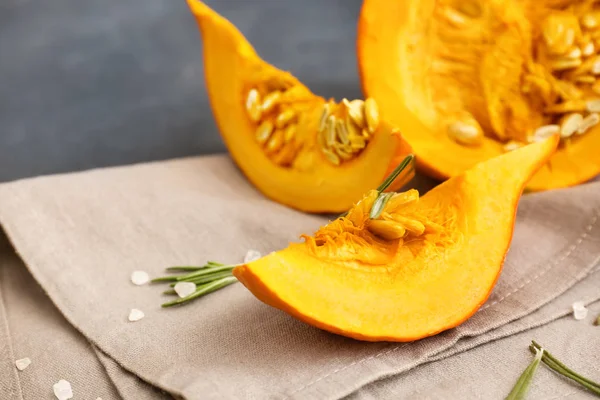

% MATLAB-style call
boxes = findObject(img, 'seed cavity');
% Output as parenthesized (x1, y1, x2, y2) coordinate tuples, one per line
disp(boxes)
(439, 6, 600, 151)
(245, 85, 378, 167)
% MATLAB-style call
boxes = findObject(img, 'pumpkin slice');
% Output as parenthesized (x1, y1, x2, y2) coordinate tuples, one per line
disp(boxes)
(234, 136, 559, 342)
(357, 0, 600, 191)
(186, 0, 413, 213)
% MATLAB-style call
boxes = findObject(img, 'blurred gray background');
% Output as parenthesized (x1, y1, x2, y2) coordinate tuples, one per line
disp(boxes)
(0, 0, 363, 182)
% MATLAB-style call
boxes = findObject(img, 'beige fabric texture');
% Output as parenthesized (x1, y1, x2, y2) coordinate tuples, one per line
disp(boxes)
(0, 154, 598, 399)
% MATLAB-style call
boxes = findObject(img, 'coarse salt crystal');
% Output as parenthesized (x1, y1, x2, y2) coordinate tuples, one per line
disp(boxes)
(15, 358, 31, 371)
(572, 301, 588, 320)
(128, 308, 145, 322)
(130, 270, 150, 286)
(174, 282, 196, 298)
(53, 379, 73, 400)
(244, 249, 262, 263)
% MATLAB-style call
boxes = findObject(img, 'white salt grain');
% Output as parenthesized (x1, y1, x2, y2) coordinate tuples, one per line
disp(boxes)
(53, 379, 73, 400)
(128, 308, 145, 322)
(572, 301, 588, 320)
(15, 358, 31, 371)
(130, 270, 150, 286)
(244, 249, 262, 263)
(174, 282, 196, 298)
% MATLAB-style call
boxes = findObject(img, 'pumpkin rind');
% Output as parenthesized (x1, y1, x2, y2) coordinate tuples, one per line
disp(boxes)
(356, 0, 600, 191)
(186, 0, 413, 213)
(234, 136, 559, 342)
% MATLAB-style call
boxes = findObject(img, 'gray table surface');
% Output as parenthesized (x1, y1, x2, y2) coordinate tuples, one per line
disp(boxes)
(0, 0, 363, 183)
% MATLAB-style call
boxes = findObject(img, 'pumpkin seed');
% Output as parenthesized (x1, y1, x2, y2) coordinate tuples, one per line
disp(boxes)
(549, 58, 582, 71)
(574, 75, 596, 84)
(443, 7, 468, 27)
(283, 124, 296, 143)
(347, 100, 366, 127)
(559, 113, 583, 138)
(447, 121, 483, 146)
(582, 41, 595, 56)
(335, 119, 350, 145)
(350, 134, 366, 150)
(577, 112, 600, 134)
(318, 103, 331, 133)
(326, 116, 336, 147)
(246, 89, 262, 122)
(390, 215, 426, 236)
(261, 91, 281, 114)
(321, 147, 340, 166)
(503, 140, 523, 152)
(345, 115, 362, 139)
(266, 129, 284, 153)
(367, 220, 406, 241)
(334, 145, 353, 160)
(586, 99, 600, 112)
(533, 124, 560, 141)
(275, 108, 296, 128)
(361, 129, 371, 138)
(581, 12, 600, 30)
(565, 47, 582, 59)
(364, 98, 380, 133)
(255, 120, 274, 144)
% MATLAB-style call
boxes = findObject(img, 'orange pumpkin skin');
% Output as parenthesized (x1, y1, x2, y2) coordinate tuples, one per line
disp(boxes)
(234, 136, 559, 342)
(356, 0, 600, 191)
(186, 0, 414, 213)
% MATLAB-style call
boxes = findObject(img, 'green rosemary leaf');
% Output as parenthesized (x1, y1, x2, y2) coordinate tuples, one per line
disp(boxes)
(163, 289, 176, 295)
(165, 266, 209, 272)
(169, 270, 234, 287)
(506, 346, 544, 400)
(530, 341, 600, 395)
(176, 264, 236, 281)
(369, 192, 394, 220)
(150, 275, 180, 283)
(161, 276, 238, 308)
(375, 154, 415, 193)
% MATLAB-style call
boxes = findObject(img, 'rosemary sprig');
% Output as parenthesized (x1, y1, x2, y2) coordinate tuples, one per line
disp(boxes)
(529, 341, 600, 396)
(339, 154, 415, 219)
(155, 154, 416, 307)
(506, 346, 544, 400)
(152, 262, 238, 307)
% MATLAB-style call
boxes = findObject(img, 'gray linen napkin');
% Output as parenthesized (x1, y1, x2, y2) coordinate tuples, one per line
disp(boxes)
(0, 154, 598, 399)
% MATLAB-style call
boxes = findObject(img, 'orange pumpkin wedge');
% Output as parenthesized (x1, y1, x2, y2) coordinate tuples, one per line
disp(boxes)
(356, 0, 600, 191)
(186, 0, 413, 213)
(234, 136, 559, 342)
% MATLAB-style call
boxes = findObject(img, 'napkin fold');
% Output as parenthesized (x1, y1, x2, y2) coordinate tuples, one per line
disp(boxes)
(0, 154, 598, 399)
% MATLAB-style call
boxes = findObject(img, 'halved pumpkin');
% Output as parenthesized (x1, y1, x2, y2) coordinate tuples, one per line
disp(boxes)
(234, 136, 559, 342)
(186, 0, 413, 213)
(357, 0, 600, 191)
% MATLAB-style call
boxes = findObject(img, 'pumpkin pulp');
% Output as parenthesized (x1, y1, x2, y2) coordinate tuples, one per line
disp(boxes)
(357, 0, 600, 191)
(234, 136, 559, 342)
(186, 0, 413, 213)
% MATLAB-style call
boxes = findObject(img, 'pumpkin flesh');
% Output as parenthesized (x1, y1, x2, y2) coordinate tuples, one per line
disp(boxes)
(234, 136, 559, 342)
(187, 0, 413, 213)
(357, 0, 600, 190)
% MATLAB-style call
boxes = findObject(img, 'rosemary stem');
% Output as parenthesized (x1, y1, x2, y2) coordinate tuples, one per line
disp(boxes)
(165, 266, 209, 272)
(176, 265, 236, 281)
(169, 270, 234, 287)
(161, 276, 238, 308)
(506, 347, 544, 400)
(530, 342, 600, 394)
